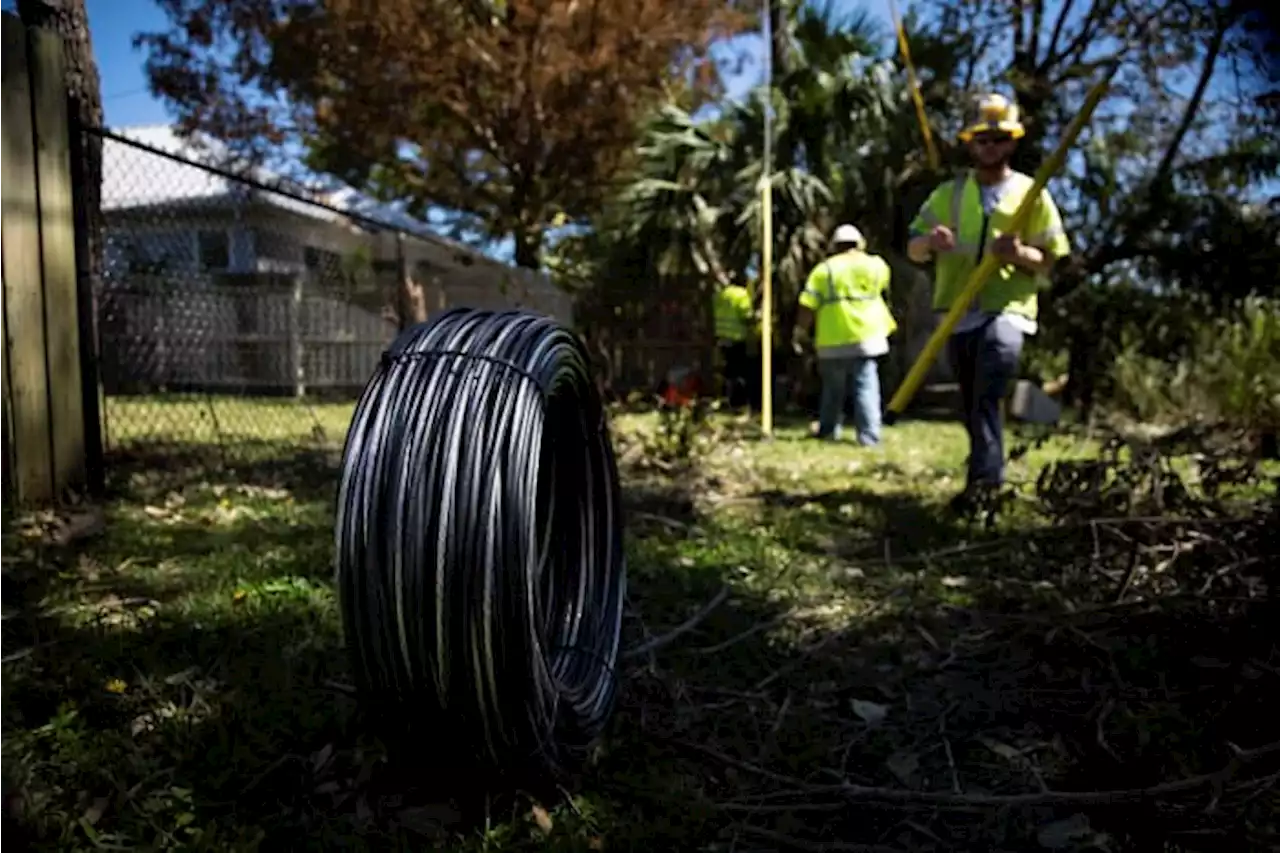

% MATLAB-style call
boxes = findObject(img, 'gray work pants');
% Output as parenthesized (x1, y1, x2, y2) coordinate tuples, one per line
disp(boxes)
(946, 318, 1024, 486)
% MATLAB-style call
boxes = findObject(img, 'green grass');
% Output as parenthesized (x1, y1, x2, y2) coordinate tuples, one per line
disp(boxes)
(102, 394, 358, 449)
(4, 404, 1276, 852)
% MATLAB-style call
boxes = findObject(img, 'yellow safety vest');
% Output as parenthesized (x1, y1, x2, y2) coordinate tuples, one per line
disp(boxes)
(713, 284, 753, 342)
(909, 170, 1071, 321)
(798, 250, 897, 349)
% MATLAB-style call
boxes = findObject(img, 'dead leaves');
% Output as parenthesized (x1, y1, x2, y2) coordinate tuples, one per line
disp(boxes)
(849, 698, 890, 726)
(396, 803, 462, 839)
(1036, 813, 1109, 849)
(530, 802, 554, 834)
(885, 749, 921, 787)
(12, 506, 105, 547)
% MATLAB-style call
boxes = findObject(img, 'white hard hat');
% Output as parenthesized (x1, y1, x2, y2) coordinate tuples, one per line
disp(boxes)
(832, 224, 865, 249)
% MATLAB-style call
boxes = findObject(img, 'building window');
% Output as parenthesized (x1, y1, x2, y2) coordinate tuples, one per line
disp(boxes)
(106, 231, 197, 280)
(198, 230, 230, 271)
(305, 245, 346, 287)
(254, 228, 301, 263)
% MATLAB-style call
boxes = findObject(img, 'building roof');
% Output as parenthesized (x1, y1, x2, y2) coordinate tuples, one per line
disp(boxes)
(100, 125, 499, 270)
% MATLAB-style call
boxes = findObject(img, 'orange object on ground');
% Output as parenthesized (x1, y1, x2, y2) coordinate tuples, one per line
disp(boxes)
(659, 366, 702, 407)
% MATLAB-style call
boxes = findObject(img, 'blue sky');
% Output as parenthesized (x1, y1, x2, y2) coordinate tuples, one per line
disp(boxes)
(65, 0, 177, 127)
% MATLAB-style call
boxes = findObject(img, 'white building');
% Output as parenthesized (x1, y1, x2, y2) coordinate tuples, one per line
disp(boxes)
(98, 125, 571, 395)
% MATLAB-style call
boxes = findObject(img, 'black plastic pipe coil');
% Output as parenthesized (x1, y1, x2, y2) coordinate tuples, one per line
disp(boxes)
(334, 308, 626, 771)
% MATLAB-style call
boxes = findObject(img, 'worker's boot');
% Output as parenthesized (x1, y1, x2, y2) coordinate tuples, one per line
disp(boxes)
(948, 482, 1010, 527)
(946, 486, 977, 516)
(947, 481, 995, 513)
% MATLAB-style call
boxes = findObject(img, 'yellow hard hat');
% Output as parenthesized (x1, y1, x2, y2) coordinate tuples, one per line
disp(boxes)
(958, 93, 1025, 143)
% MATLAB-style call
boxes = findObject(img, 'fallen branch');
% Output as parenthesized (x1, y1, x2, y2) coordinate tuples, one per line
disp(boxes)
(623, 586, 730, 661)
(630, 511, 691, 530)
(732, 823, 905, 852)
(688, 738, 1280, 811)
(323, 679, 358, 696)
(695, 611, 791, 654)
(876, 514, 1261, 570)
(675, 738, 832, 791)
(753, 593, 900, 690)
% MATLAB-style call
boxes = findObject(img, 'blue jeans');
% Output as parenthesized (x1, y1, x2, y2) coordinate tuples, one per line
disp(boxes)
(817, 356, 882, 445)
(946, 318, 1024, 486)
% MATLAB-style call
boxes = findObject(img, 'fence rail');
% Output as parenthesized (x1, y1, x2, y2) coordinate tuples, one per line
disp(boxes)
(97, 282, 392, 396)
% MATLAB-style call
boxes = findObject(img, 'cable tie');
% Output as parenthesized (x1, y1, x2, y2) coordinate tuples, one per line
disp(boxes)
(381, 347, 547, 394)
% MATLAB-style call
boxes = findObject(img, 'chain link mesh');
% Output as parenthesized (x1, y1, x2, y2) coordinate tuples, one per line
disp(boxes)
(90, 126, 574, 469)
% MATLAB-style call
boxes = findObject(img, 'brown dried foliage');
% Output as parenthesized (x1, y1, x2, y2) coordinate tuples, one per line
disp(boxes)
(139, 0, 749, 266)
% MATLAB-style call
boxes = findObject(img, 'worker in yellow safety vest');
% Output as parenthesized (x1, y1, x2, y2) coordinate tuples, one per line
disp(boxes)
(713, 279, 756, 409)
(795, 224, 897, 446)
(906, 93, 1072, 510)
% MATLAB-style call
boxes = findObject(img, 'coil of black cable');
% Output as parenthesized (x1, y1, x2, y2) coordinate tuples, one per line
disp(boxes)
(334, 307, 626, 772)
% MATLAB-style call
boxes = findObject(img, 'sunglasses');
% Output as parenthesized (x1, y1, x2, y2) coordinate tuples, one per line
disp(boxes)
(973, 134, 1014, 146)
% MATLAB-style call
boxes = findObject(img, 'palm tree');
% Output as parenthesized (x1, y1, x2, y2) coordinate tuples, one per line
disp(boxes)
(616, 106, 739, 287)
(599, 0, 949, 397)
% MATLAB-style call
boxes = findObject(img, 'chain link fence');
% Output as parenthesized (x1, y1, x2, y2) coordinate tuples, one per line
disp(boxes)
(90, 125, 573, 472)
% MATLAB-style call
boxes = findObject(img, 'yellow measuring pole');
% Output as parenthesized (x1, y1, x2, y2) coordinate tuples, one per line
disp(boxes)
(759, 0, 774, 436)
(760, 177, 774, 435)
(890, 0, 939, 172)
(884, 69, 1115, 420)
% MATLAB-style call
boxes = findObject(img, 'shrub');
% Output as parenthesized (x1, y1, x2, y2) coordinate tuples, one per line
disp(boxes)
(1109, 295, 1280, 430)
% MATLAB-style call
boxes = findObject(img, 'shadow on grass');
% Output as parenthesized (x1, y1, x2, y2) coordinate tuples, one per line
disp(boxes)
(609, 479, 1278, 852)
(1, 470, 358, 851)
(5, 439, 1276, 852)
(598, 429, 1268, 849)
(104, 442, 345, 506)
(755, 483, 968, 561)
(3, 448, 797, 851)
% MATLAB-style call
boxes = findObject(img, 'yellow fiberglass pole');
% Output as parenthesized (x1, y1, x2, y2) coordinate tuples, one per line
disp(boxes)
(759, 0, 774, 436)
(890, 0, 939, 172)
(761, 177, 774, 435)
(884, 68, 1116, 421)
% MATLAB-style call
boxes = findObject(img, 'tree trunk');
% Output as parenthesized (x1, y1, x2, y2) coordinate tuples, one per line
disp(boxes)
(396, 275, 427, 330)
(512, 227, 543, 269)
(769, 0, 794, 81)
(386, 239, 427, 331)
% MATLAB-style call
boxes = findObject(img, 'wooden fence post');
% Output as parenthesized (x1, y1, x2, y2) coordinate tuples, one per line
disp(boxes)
(29, 23, 86, 495)
(2, 13, 54, 503)
(291, 275, 306, 397)
(68, 109, 105, 495)
(0, 12, 95, 503)
(2, 262, 10, 498)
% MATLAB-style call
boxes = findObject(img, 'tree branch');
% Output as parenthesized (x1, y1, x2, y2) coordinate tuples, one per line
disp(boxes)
(1045, 0, 1077, 66)
(1149, 14, 1228, 191)
(1030, 0, 1044, 67)
(623, 586, 730, 660)
(691, 738, 1280, 810)
(1079, 14, 1231, 278)
(1047, 0, 1118, 68)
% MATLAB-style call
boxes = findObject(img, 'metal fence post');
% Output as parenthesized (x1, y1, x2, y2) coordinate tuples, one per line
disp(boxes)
(291, 274, 306, 398)
(395, 232, 410, 331)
